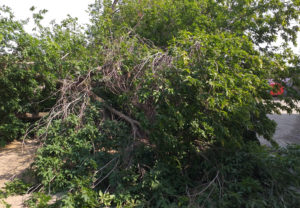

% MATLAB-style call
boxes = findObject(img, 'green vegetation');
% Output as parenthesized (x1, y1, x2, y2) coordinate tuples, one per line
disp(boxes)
(0, 0, 300, 207)
(0, 179, 31, 208)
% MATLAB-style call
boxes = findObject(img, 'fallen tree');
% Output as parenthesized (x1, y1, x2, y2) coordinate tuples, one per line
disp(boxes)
(1, 0, 300, 207)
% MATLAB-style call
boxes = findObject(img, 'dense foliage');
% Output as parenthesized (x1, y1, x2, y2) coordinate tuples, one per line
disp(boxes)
(1, 0, 300, 207)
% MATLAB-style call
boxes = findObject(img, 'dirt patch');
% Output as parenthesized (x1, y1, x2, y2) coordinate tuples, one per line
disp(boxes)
(1, 194, 31, 208)
(0, 140, 39, 208)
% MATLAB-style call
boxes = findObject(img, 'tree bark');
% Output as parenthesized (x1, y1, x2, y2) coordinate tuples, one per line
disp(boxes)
(16, 112, 49, 120)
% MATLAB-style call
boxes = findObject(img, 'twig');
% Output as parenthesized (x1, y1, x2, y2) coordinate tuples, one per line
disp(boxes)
(92, 158, 120, 189)
(190, 170, 219, 197)
(61, 53, 69, 60)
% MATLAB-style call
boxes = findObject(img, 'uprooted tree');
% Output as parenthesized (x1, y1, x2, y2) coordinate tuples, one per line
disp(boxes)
(1, 0, 300, 207)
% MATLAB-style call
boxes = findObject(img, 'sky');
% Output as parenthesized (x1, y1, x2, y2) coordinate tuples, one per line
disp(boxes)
(0, 0, 299, 54)
(1, 0, 95, 29)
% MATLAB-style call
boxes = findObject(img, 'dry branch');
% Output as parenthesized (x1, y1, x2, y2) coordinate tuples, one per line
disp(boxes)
(16, 112, 49, 120)
(89, 91, 142, 138)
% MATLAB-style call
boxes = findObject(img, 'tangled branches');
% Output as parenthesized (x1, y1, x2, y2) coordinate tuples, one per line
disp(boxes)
(100, 35, 173, 96)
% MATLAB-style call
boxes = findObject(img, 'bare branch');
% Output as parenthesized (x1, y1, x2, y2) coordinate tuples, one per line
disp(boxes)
(111, 0, 119, 11)
(89, 91, 142, 138)
(16, 112, 49, 120)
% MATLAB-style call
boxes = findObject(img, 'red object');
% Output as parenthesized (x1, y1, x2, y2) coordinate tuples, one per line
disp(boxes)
(270, 83, 284, 96)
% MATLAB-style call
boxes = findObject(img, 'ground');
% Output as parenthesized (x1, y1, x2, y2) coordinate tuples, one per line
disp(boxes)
(0, 140, 38, 208)
(258, 101, 300, 146)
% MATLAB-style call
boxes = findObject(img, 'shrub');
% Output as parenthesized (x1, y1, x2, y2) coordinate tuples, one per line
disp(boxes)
(33, 117, 300, 207)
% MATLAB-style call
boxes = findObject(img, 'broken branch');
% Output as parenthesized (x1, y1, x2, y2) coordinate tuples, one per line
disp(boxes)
(16, 112, 49, 120)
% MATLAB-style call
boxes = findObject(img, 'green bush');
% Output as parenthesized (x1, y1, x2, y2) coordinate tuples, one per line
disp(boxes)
(3, 179, 31, 196)
(0, 6, 88, 145)
(33, 115, 300, 207)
